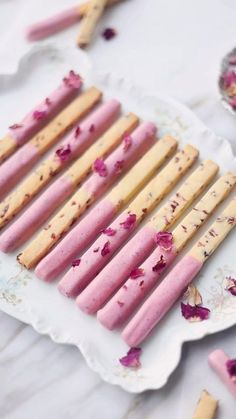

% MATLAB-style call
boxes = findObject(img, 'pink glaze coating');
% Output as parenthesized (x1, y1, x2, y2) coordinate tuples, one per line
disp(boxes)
(26, 7, 80, 41)
(36, 199, 116, 283)
(8, 71, 82, 145)
(0, 143, 39, 200)
(97, 245, 177, 330)
(83, 122, 156, 197)
(58, 210, 138, 297)
(208, 349, 236, 397)
(0, 176, 74, 253)
(76, 225, 156, 313)
(122, 254, 203, 347)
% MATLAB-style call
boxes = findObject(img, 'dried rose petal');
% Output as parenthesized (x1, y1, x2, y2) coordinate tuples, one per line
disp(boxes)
(45, 97, 52, 106)
(102, 28, 117, 41)
(63, 70, 82, 88)
(101, 241, 110, 256)
(181, 303, 210, 322)
(130, 267, 144, 279)
(152, 255, 166, 272)
(55, 144, 71, 162)
(93, 158, 108, 177)
(114, 160, 124, 174)
(222, 71, 236, 88)
(155, 231, 173, 251)
(89, 124, 95, 133)
(226, 277, 236, 296)
(93, 247, 99, 253)
(9, 123, 23, 129)
(123, 134, 132, 152)
(119, 347, 142, 368)
(226, 359, 236, 379)
(120, 214, 136, 230)
(102, 227, 117, 236)
(74, 125, 81, 137)
(184, 284, 203, 306)
(33, 110, 46, 120)
(72, 259, 81, 267)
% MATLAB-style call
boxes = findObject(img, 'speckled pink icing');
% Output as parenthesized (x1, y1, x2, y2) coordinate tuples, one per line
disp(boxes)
(0, 176, 74, 253)
(8, 72, 82, 145)
(97, 245, 177, 330)
(208, 349, 236, 397)
(76, 225, 157, 313)
(26, 7, 80, 41)
(122, 254, 203, 347)
(36, 200, 116, 283)
(58, 210, 138, 297)
(0, 142, 39, 199)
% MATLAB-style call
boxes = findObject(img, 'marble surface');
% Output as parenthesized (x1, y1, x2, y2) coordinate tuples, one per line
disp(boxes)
(0, 0, 236, 418)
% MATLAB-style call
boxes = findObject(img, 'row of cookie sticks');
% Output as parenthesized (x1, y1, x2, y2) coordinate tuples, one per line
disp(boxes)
(0, 75, 236, 351)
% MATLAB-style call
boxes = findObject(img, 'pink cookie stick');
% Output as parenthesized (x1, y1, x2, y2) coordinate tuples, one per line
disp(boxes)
(0, 71, 82, 164)
(0, 99, 119, 200)
(97, 172, 235, 329)
(208, 350, 236, 398)
(0, 102, 126, 252)
(36, 124, 161, 282)
(122, 197, 236, 347)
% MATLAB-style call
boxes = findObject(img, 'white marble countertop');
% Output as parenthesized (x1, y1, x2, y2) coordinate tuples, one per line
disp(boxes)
(0, 1, 236, 418)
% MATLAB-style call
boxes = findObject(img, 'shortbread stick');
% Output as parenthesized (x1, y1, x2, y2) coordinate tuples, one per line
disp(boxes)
(36, 136, 177, 282)
(18, 122, 156, 269)
(98, 172, 235, 329)
(26, 0, 121, 41)
(0, 71, 82, 164)
(77, 159, 223, 315)
(0, 98, 118, 226)
(122, 197, 236, 347)
(59, 146, 198, 296)
(0, 89, 107, 200)
(192, 390, 218, 419)
(208, 349, 236, 397)
(77, 0, 108, 48)
(0, 113, 138, 252)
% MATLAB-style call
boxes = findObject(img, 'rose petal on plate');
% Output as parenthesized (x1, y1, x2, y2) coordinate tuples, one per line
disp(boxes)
(184, 284, 203, 306)
(119, 347, 142, 368)
(181, 303, 210, 322)
(63, 70, 82, 88)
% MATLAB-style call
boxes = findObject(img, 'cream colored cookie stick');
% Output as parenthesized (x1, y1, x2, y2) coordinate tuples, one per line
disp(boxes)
(59, 145, 199, 296)
(122, 197, 236, 347)
(97, 172, 235, 329)
(192, 390, 218, 419)
(18, 122, 157, 268)
(35, 136, 177, 281)
(77, 0, 108, 48)
(0, 113, 138, 252)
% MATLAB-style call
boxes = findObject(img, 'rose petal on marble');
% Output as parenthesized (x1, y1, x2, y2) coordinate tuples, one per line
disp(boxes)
(155, 231, 173, 251)
(102, 227, 117, 236)
(152, 255, 166, 272)
(63, 70, 82, 88)
(130, 267, 144, 279)
(226, 277, 236, 296)
(226, 359, 236, 381)
(33, 110, 46, 120)
(9, 123, 23, 129)
(120, 214, 137, 230)
(222, 71, 236, 88)
(72, 259, 81, 267)
(55, 144, 71, 162)
(123, 134, 132, 152)
(93, 158, 108, 177)
(101, 241, 110, 256)
(114, 160, 124, 174)
(102, 28, 117, 41)
(119, 347, 142, 368)
(183, 284, 203, 306)
(181, 303, 210, 322)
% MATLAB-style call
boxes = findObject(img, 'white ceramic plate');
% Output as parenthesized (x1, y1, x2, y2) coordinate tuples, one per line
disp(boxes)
(0, 45, 236, 393)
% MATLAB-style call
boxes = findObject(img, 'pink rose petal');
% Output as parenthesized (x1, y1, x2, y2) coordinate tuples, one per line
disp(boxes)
(222, 71, 236, 88)
(130, 267, 144, 279)
(89, 124, 95, 133)
(45, 97, 52, 106)
(181, 302, 210, 322)
(114, 160, 124, 174)
(119, 347, 142, 368)
(101, 241, 110, 256)
(102, 227, 117, 236)
(123, 134, 132, 152)
(72, 259, 81, 267)
(226, 277, 236, 296)
(226, 359, 236, 379)
(120, 214, 137, 230)
(63, 70, 82, 89)
(155, 231, 173, 251)
(102, 28, 117, 41)
(74, 125, 81, 138)
(33, 110, 46, 120)
(152, 255, 166, 272)
(55, 144, 71, 162)
(93, 158, 108, 177)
